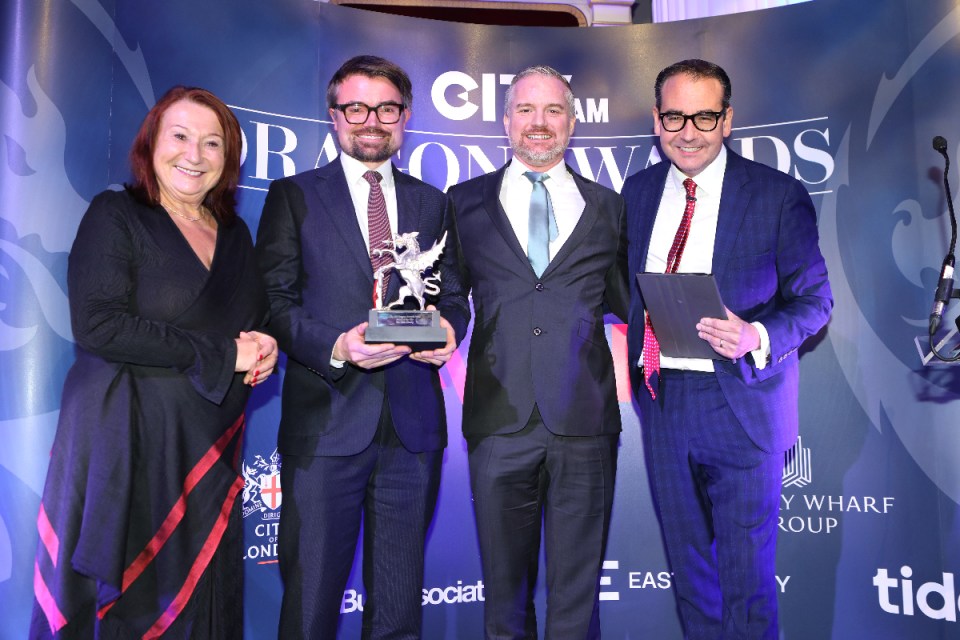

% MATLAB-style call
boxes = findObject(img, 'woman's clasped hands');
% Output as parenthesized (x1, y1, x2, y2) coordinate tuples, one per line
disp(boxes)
(236, 330, 278, 386)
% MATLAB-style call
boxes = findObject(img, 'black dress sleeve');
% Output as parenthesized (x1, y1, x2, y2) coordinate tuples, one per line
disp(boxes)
(67, 191, 237, 403)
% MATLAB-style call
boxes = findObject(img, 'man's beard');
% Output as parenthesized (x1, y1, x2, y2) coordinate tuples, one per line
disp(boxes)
(345, 127, 398, 164)
(511, 129, 567, 167)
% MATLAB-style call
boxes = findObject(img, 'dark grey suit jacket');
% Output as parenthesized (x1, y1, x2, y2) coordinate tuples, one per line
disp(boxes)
(448, 162, 629, 439)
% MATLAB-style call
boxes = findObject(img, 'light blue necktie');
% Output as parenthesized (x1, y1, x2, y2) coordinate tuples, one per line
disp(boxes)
(524, 171, 559, 277)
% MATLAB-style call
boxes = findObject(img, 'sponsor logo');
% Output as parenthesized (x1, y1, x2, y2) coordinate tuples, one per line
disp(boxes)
(422, 580, 485, 606)
(242, 449, 282, 562)
(783, 436, 812, 488)
(601, 560, 672, 600)
(874, 567, 959, 622)
(599, 560, 622, 600)
(429, 71, 609, 123)
(602, 560, 792, 596)
(779, 438, 894, 535)
(341, 590, 365, 614)
(242, 449, 282, 519)
(340, 580, 485, 614)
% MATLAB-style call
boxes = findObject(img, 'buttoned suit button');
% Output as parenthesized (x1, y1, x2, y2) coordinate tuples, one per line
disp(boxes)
(533, 327, 542, 336)
(535, 282, 544, 291)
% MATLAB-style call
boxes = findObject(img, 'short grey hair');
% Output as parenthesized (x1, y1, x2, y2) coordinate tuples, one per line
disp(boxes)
(503, 65, 576, 117)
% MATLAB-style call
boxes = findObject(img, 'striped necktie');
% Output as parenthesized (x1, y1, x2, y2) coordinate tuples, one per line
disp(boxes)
(643, 177, 698, 399)
(363, 170, 393, 300)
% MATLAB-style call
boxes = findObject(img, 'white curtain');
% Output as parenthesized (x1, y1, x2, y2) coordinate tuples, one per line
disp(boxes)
(651, 0, 812, 22)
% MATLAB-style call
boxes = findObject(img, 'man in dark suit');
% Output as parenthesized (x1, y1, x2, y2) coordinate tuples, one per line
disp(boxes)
(623, 59, 833, 639)
(447, 65, 629, 639)
(256, 55, 470, 639)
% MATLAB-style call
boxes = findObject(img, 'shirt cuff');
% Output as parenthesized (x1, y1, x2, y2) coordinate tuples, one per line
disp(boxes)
(330, 333, 346, 368)
(750, 321, 771, 370)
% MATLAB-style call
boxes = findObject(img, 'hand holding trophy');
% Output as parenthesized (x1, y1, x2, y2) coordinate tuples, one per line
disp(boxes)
(365, 231, 449, 350)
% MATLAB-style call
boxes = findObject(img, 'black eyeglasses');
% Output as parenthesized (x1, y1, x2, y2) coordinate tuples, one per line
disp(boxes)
(658, 109, 726, 132)
(333, 102, 405, 125)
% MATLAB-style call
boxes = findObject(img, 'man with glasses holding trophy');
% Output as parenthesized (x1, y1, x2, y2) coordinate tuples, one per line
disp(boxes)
(256, 55, 469, 639)
(623, 59, 832, 639)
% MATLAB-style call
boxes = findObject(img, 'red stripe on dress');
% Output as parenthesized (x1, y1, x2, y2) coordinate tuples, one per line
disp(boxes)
(142, 473, 244, 639)
(37, 503, 60, 567)
(97, 413, 245, 620)
(34, 559, 68, 633)
(611, 323, 631, 403)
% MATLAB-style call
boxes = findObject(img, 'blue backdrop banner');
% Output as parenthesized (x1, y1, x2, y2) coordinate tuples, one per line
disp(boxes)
(2, 0, 960, 637)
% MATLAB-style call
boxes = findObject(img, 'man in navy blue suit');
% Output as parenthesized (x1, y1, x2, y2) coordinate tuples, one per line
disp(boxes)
(448, 66, 629, 639)
(623, 59, 832, 639)
(256, 55, 470, 639)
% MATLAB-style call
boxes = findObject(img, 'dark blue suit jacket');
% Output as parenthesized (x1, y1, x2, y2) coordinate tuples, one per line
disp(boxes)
(624, 150, 833, 453)
(448, 163, 629, 439)
(256, 158, 470, 456)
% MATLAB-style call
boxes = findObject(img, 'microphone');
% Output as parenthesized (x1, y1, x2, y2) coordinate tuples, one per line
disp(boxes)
(934, 135, 948, 154)
(929, 136, 958, 335)
(930, 255, 954, 335)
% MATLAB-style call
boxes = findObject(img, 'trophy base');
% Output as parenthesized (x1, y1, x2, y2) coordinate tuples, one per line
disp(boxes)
(366, 309, 446, 350)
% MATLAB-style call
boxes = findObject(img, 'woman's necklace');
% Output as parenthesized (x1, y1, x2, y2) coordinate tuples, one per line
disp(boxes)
(163, 200, 207, 223)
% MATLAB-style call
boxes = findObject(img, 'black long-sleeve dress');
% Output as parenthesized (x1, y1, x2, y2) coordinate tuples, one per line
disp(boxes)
(30, 189, 268, 639)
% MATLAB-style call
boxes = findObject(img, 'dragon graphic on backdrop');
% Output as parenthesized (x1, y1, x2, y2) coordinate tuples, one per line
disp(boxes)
(823, 5, 960, 505)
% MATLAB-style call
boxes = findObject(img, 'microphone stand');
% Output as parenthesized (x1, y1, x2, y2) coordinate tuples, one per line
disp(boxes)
(928, 136, 960, 362)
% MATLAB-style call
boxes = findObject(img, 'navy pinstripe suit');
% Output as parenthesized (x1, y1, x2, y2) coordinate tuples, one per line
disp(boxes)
(256, 157, 470, 639)
(624, 149, 832, 638)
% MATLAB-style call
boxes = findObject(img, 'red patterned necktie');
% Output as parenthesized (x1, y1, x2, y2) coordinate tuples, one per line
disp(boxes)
(363, 170, 393, 301)
(643, 177, 698, 399)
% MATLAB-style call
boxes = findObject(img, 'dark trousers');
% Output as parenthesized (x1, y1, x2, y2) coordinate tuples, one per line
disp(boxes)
(277, 402, 442, 640)
(637, 371, 782, 640)
(468, 407, 618, 640)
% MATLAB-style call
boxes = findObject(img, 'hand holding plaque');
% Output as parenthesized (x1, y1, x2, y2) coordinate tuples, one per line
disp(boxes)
(365, 231, 449, 350)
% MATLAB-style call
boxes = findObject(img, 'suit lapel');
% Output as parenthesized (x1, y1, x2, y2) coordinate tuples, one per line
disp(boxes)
(711, 151, 750, 280)
(482, 164, 532, 269)
(482, 163, 608, 278)
(637, 162, 670, 268)
(544, 167, 600, 276)
(311, 158, 374, 284)
(394, 168, 420, 235)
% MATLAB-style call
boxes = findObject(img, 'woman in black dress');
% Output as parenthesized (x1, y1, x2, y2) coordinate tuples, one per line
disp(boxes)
(30, 86, 278, 639)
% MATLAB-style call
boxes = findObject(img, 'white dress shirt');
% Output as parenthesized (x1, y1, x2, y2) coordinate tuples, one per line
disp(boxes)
(499, 159, 585, 263)
(331, 153, 399, 367)
(340, 152, 399, 254)
(643, 146, 770, 371)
